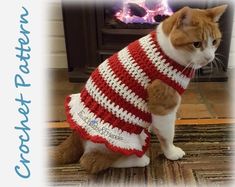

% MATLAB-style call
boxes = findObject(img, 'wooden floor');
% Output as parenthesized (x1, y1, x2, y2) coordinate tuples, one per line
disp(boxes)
(47, 69, 235, 122)
(47, 124, 235, 187)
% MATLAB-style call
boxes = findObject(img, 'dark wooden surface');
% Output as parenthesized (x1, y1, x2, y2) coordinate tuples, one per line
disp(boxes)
(47, 124, 235, 186)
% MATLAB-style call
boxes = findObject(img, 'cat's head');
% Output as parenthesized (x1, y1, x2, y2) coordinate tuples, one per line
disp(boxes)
(160, 5, 227, 69)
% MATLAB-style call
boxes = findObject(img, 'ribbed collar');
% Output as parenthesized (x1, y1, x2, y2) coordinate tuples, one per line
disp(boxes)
(150, 31, 195, 79)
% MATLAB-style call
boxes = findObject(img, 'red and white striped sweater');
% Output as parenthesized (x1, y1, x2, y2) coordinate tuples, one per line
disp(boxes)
(65, 31, 194, 157)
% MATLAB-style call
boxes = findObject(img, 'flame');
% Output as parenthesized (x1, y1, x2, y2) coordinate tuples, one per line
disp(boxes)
(115, 0, 173, 24)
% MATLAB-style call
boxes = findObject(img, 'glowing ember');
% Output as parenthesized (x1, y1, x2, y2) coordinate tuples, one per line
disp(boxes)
(115, 0, 173, 24)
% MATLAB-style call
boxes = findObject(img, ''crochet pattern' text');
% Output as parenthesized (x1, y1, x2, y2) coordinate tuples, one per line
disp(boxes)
(14, 6, 31, 179)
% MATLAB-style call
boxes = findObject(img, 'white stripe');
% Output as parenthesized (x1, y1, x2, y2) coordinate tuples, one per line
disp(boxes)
(68, 94, 148, 151)
(85, 77, 150, 128)
(139, 35, 190, 89)
(98, 60, 148, 113)
(118, 47, 150, 88)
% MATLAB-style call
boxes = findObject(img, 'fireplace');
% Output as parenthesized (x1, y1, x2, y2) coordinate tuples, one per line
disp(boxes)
(106, 0, 173, 26)
(62, 0, 234, 82)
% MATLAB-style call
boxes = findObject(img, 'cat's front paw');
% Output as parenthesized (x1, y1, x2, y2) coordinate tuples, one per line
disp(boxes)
(140, 154, 150, 167)
(163, 145, 185, 161)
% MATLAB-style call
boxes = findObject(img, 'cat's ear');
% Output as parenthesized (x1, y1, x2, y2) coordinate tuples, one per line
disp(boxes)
(207, 5, 227, 22)
(177, 6, 192, 27)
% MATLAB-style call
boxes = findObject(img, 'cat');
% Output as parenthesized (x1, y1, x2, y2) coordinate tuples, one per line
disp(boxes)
(49, 5, 227, 174)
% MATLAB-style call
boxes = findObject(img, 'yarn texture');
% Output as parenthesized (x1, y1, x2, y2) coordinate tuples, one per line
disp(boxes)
(65, 31, 194, 157)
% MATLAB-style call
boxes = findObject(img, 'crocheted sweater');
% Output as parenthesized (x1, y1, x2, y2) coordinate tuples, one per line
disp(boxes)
(65, 31, 194, 157)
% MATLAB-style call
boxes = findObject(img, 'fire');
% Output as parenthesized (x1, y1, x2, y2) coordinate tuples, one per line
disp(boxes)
(115, 0, 173, 24)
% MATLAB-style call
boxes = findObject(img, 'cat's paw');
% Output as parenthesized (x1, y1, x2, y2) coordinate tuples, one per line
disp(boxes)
(163, 146, 185, 161)
(112, 154, 150, 168)
(80, 151, 118, 173)
(139, 154, 150, 167)
(80, 153, 104, 173)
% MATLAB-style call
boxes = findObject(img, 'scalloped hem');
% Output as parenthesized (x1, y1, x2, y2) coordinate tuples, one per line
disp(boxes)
(64, 95, 150, 157)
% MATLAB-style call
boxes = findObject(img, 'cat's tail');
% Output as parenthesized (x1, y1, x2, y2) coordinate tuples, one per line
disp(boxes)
(48, 130, 84, 166)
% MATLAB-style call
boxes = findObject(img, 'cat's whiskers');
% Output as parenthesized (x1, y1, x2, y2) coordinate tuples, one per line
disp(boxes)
(181, 62, 193, 74)
(194, 65, 200, 81)
(212, 59, 219, 72)
(189, 63, 196, 78)
(214, 56, 225, 69)
(185, 63, 197, 84)
(209, 61, 213, 79)
(215, 52, 226, 58)
(178, 63, 193, 86)
(211, 55, 225, 74)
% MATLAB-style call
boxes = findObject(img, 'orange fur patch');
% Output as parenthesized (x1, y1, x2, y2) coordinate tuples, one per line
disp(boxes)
(147, 79, 179, 115)
(80, 151, 121, 174)
(48, 131, 84, 166)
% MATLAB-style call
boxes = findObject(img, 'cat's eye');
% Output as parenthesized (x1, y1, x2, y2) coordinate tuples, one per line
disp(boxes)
(193, 42, 202, 48)
(212, 39, 217, 46)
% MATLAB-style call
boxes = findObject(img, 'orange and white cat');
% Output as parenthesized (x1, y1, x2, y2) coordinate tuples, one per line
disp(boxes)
(49, 5, 227, 173)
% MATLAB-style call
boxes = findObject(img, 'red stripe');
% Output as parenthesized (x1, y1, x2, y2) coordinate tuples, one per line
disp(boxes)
(80, 88, 147, 134)
(128, 40, 185, 94)
(128, 41, 158, 81)
(89, 69, 152, 123)
(65, 95, 150, 157)
(108, 53, 148, 101)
